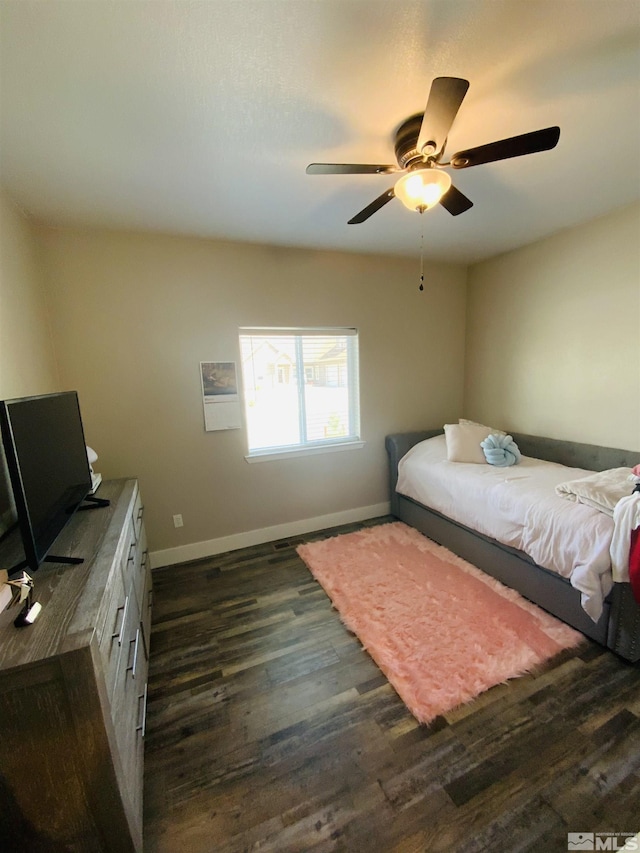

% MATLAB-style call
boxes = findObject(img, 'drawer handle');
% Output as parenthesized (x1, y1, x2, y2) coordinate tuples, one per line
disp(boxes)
(137, 505, 144, 522)
(127, 627, 140, 679)
(136, 682, 148, 738)
(127, 541, 136, 564)
(111, 595, 129, 646)
(140, 619, 149, 662)
(141, 549, 149, 569)
(147, 587, 153, 611)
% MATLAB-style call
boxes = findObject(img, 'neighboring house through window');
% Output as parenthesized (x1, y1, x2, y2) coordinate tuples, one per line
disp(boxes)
(238, 328, 361, 459)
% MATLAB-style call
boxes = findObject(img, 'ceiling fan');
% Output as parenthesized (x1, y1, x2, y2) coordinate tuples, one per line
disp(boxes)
(306, 77, 560, 224)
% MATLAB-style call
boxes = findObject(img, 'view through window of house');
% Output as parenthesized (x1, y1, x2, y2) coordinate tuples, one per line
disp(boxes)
(239, 328, 360, 455)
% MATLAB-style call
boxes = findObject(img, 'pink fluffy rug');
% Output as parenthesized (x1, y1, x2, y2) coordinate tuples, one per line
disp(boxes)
(297, 522, 583, 724)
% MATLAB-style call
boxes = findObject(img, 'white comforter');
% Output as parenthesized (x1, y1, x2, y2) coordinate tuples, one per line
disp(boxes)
(396, 435, 615, 622)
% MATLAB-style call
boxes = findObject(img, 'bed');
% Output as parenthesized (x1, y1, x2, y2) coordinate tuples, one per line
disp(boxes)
(385, 429, 640, 662)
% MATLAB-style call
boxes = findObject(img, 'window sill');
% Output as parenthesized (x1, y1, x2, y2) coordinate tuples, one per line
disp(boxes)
(245, 440, 365, 463)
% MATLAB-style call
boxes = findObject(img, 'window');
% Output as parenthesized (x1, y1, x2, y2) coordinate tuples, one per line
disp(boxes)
(239, 328, 361, 459)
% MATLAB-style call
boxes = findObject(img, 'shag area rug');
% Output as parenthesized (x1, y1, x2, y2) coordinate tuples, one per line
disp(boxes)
(297, 522, 583, 724)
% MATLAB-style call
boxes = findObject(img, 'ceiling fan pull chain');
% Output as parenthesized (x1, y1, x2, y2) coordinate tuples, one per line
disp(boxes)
(419, 211, 425, 291)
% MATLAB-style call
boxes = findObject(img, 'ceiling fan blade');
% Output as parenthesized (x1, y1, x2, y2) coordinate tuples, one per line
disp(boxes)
(450, 126, 561, 169)
(306, 163, 398, 175)
(417, 77, 470, 157)
(347, 188, 396, 224)
(439, 184, 473, 216)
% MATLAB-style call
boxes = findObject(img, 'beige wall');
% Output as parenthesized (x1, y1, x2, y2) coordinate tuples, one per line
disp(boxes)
(0, 191, 59, 533)
(37, 226, 467, 553)
(464, 203, 640, 450)
(13, 203, 636, 560)
(0, 192, 59, 398)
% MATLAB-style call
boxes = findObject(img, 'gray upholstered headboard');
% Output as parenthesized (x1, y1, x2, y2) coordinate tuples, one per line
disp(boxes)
(511, 433, 639, 471)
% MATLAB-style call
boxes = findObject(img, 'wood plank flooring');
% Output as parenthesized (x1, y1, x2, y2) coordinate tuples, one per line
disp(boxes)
(143, 518, 640, 852)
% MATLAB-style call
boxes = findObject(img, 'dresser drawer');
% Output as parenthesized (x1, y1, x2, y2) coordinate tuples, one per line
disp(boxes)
(111, 587, 148, 803)
(132, 489, 144, 545)
(121, 527, 137, 586)
(141, 551, 153, 662)
(99, 565, 129, 700)
(130, 527, 148, 614)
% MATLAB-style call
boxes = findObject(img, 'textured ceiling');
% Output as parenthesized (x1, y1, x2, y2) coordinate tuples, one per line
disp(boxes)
(1, 0, 639, 262)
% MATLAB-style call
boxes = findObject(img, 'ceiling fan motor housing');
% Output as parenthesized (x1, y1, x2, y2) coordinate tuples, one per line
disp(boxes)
(394, 113, 434, 169)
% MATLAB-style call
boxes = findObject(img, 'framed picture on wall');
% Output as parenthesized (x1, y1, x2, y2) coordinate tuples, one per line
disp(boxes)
(200, 361, 238, 400)
(200, 362, 241, 430)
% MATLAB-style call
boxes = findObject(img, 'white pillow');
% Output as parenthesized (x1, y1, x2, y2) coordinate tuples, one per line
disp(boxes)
(444, 422, 492, 463)
(459, 418, 506, 437)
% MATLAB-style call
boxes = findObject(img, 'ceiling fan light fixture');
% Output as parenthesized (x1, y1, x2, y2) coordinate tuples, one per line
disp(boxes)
(394, 168, 452, 212)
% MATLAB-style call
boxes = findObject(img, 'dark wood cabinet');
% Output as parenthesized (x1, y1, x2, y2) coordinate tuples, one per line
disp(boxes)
(0, 479, 150, 852)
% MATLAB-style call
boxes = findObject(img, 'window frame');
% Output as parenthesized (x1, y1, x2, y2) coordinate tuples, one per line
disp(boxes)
(238, 327, 364, 462)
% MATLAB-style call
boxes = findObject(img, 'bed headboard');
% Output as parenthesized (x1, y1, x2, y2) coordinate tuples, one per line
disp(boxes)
(510, 433, 639, 471)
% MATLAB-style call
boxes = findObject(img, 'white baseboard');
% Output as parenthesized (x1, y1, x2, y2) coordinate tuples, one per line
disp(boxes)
(149, 501, 391, 569)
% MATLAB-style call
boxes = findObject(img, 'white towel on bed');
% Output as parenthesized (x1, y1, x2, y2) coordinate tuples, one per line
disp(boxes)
(555, 467, 635, 517)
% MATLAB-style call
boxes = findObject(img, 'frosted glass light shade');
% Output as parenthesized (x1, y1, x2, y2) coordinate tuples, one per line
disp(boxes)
(394, 169, 452, 212)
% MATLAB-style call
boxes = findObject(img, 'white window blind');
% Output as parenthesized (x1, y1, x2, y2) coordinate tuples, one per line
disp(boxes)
(239, 328, 361, 457)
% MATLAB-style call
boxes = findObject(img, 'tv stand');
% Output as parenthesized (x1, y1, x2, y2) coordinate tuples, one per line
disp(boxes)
(43, 553, 85, 564)
(0, 479, 150, 852)
(78, 494, 111, 510)
(8, 497, 112, 576)
(8, 552, 85, 577)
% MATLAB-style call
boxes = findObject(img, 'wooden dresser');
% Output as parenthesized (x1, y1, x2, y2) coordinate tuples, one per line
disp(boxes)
(0, 479, 151, 852)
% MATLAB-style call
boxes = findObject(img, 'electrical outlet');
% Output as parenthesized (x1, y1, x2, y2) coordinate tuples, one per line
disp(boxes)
(173, 514, 183, 528)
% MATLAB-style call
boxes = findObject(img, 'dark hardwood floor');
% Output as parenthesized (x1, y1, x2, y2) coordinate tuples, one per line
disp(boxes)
(143, 518, 640, 852)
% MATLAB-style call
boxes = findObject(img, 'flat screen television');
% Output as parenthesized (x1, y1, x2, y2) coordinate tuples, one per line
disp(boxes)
(0, 391, 93, 575)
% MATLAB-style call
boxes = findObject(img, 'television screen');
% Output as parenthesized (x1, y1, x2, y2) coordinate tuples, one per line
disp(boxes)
(0, 391, 92, 573)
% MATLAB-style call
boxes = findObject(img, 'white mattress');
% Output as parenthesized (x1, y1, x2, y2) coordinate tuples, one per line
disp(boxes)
(396, 435, 615, 622)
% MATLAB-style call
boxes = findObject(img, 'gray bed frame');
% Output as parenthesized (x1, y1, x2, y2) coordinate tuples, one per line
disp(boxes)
(386, 430, 640, 662)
